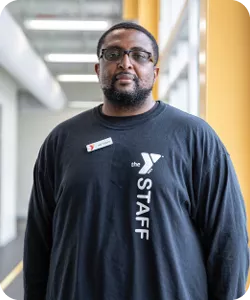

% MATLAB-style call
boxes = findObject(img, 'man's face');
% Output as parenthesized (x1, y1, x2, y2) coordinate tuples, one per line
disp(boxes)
(95, 29, 159, 109)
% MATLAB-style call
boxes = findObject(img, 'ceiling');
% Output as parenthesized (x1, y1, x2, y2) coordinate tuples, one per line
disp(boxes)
(7, 0, 124, 107)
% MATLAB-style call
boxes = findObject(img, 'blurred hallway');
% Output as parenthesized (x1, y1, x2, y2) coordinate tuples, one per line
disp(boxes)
(0, 223, 25, 299)
(0, 0, 250, 298)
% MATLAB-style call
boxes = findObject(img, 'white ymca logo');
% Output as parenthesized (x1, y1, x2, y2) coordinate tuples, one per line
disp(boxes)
(139, 153, 162, 175)
(133, 152, 162, 241)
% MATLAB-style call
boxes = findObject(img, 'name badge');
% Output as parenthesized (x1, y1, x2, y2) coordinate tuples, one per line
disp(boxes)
(86, 137, 113, 152)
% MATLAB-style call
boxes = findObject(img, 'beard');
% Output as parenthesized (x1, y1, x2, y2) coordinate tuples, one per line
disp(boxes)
(102, 72, 153, 110)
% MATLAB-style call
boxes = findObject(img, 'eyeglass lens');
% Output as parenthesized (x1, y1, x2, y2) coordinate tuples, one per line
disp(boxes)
(104, 48, 151, 64)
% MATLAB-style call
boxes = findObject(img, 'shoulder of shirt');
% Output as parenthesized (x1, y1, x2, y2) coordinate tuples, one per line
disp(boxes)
(162, 103, 229, 155)
(163, 103, 216, 134)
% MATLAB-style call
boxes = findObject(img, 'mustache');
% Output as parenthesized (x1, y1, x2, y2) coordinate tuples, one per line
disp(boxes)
(111, 72, 138, 84)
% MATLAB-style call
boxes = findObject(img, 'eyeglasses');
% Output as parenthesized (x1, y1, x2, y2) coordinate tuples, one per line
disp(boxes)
(100, 48, 154, 65)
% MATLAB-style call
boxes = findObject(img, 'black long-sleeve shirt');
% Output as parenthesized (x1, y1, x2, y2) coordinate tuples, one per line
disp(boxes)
(23, 101, 249, 300)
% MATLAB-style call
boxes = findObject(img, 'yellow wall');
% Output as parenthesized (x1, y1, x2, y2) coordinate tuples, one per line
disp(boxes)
(122, 0, 159, 100)
(201, 0, 250, 286)
(123, 0, 250, 289)
(122, 0, 138, 20)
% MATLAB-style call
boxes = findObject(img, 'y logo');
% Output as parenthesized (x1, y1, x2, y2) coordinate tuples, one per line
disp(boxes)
(139, 153, 162, 175)
(87, 144, 94, 152)
(0, 0, 17, 16)
(234, 0, 250, 15)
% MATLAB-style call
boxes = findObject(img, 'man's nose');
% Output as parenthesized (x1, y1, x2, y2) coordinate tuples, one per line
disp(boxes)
(118, 53, 133, 69)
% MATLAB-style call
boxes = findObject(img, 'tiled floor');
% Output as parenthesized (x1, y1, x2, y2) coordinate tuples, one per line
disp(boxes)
(0, 232, 24, 300)
(4, 271, 24, 300)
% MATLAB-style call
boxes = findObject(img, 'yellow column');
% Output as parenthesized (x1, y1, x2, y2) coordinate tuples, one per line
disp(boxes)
(123, 0, 138, 20)
(138, 0, 160, 100)
(123, 0, 160, 100)
(200, 0, 250, 286)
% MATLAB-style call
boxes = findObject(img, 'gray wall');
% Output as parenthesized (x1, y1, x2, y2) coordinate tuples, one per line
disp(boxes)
(0, 67, 18, 246)
(60, 82, 102, 102)
(17, 102, 92, 218)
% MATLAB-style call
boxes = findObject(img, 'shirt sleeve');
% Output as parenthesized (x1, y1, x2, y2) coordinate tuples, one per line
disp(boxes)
(23, 146, 55, 300)
(195, 152, 249, 300)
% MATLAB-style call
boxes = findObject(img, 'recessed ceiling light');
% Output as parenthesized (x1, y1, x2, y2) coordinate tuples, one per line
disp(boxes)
(57, 74, 99, 82)
(45, 54, 98, 63)
(24, 20, 109, 31)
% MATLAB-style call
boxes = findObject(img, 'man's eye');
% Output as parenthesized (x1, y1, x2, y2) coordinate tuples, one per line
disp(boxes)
(106, 50, 120, 59)
(110, 52, 119, 57)
(132, 52, 148, 60)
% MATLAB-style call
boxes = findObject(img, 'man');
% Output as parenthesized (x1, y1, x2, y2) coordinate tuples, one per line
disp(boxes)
(23, 22, 249, 300)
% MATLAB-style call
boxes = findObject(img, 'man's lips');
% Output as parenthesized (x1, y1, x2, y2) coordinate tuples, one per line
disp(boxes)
(115, 74, 135, 81)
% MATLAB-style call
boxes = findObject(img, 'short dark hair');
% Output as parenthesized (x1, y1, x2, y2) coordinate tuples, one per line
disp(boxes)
(96, 22, 159, 66)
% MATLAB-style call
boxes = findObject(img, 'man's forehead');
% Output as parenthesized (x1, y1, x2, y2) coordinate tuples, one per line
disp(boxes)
(103, 29, 152, 49)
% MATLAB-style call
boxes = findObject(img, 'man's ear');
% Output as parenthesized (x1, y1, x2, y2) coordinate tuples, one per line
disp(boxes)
(95, 63, 100, 77)
(153, 66, 160, 83)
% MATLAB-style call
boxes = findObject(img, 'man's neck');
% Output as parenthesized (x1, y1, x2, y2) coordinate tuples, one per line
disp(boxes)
(101, 97, 156, 117)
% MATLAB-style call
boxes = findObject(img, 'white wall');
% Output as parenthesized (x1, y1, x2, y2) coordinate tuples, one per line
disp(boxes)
(0, 68, 18, 246)
(17, 104, 91, 218)
(159, 0, 200, 116)
(60, 82, 102, 103)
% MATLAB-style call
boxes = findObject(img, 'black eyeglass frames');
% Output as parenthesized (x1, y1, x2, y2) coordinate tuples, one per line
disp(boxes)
(99, 48, 154, 65)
